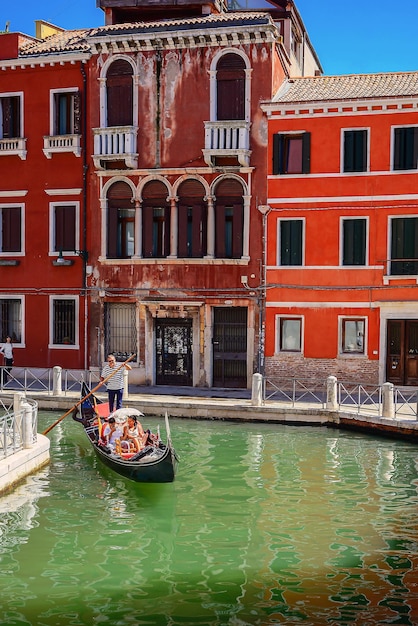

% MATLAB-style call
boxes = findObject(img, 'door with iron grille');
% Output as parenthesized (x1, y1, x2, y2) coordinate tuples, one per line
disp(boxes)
(156, 319, 192, 386)
(213, 307, 247, 388)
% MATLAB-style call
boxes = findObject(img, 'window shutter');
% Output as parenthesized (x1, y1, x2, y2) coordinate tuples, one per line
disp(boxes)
(302, 132, 311, 174)
(178, 204, 189, 257)
(55, 205, 76, 251)
(273, 133, 282, 175)
(73, 92, 81, 134)
(2, 207, 21, 252)
(232, 203, 243, 258)
(107, 206, 119, 258)
(106, 60, 134, 127)
(344, 131, 355, 172)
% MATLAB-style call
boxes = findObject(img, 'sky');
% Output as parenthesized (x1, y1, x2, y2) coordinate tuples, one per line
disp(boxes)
(2, 0, 418, 76)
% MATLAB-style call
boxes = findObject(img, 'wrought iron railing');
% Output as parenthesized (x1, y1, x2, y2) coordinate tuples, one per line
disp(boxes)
(0, 396, 38, 458)
(263, 377, 326, 407)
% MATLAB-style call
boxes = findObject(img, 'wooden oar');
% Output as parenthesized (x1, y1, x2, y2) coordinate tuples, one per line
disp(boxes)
(42, 354, 136, 436)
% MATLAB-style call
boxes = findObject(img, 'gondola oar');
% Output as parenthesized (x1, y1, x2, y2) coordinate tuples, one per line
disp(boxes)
(42, 354, 136, 435)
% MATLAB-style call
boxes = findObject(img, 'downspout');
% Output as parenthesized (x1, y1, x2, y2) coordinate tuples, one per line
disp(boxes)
(81, 61, 89, 370)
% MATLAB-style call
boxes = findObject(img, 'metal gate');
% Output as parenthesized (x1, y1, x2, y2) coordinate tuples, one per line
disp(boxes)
(213, 307, 247, 388)
(155, 319, 192, 386)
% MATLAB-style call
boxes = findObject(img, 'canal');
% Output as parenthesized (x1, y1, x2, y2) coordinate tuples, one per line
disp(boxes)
(0, 411, 417, 625)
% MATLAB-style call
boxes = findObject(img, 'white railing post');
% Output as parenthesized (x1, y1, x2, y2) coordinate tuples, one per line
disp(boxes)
(326, 375, 338, 410)
(53, 366, 63, 396)
(382, 382, 395, 418)
(21, 401, 33, 448)
(251, 373, 263, 406)
(123, 368, 129, 402)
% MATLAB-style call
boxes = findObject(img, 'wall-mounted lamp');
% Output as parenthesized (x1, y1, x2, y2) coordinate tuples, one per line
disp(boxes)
(74, 249, 89, 262)
(53, 250, 73, 266)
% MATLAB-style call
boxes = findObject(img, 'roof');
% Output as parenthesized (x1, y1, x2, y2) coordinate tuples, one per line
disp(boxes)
(273, 72, 418, 104)
(18, 12, 273, 57)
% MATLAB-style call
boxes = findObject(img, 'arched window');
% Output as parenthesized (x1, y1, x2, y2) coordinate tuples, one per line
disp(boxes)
(106, 59, 134, 127)
(177, 179, 207, 258)
(216, 53, 246, 121)
(142, 181, 170, 258)
(107, 181, 135, 259)
(214, 179, 244, 259)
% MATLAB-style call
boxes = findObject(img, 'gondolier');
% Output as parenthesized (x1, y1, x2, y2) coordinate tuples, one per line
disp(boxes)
(100, 354, 130, 413)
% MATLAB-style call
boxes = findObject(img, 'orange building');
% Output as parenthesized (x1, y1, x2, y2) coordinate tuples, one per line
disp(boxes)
(262, 72, 418, 386)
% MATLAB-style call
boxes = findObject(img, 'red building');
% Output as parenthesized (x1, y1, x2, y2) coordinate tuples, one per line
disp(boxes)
(0, 1, 321, 386)
(262, 72, 418, 386)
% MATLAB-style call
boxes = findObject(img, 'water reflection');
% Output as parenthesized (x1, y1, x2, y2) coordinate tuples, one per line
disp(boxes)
(0, 415, 417, 625)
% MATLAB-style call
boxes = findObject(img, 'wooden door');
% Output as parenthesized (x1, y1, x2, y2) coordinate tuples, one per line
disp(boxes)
(386, 320, 418, 385)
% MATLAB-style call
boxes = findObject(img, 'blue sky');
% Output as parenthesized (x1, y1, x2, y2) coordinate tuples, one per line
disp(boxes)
(3, 0, 418, 76)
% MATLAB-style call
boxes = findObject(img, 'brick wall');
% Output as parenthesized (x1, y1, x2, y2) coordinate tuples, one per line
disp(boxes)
(265, 354, 379, 385)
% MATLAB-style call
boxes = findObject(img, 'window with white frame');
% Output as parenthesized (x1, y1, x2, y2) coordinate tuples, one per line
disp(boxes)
(0, 94, 21, 139)
(273, 132, 311, 175)
(51, 89, 81, 136)
(50, 202, 78, 255)
(341, 217, 367, 266)
(343, 129, 368, 173)
(51, 297, 78, 347)
(393, 126, 418, 171)
(390, 216, 418, 275)
(0, 204, 23, 254)
(0, 297, 22, 343)
(278, 218, 304, 266)
(340, 318, 365, 354)
(277, 317, 302, 352)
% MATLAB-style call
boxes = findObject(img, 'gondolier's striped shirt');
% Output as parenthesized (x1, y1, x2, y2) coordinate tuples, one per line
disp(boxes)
(101, 364, 124, 390)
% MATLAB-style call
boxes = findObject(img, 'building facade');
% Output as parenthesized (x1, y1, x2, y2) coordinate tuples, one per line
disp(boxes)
(0, 0, 321, 385)
(262, 72, 418, 386)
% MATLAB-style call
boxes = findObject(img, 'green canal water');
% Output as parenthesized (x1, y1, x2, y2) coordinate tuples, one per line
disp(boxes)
(0, 412, 418, 626)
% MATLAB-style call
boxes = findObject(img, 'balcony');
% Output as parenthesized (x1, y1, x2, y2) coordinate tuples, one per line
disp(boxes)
(0, 137, 27, 160)
(203, 120, 251, 167)
(93, 126, 138, 169)
(43, 134, 82, 159)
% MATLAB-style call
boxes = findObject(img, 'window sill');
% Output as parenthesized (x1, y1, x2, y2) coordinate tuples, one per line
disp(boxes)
(0, 259, 20, 266)
(98, 257, 250, 265)
(383, 274, 418, 285)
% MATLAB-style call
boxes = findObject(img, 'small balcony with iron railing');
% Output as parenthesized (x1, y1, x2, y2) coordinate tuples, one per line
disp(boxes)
(93, 126, 138, 169)
(203, 120, 251, 167)
(43, 134, 82, 159)
(0, 137, 27, 160)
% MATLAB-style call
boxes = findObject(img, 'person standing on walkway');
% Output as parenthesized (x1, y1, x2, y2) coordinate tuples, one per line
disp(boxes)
(100, 354, 130, 413)
(0, 336, 13, 384)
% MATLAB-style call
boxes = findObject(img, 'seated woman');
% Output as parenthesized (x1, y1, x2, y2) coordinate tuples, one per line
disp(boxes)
(121, 415, 147, 453)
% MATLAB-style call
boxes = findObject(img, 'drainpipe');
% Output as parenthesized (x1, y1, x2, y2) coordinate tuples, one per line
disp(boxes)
(81, 61, 89, 370)
(257, 204, 271, 376)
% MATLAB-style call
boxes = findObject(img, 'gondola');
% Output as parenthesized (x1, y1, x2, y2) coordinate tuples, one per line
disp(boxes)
(73, 382, 178, 483)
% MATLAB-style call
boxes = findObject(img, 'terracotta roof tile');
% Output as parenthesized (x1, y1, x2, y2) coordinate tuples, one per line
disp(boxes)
(273, 72, 418, 103)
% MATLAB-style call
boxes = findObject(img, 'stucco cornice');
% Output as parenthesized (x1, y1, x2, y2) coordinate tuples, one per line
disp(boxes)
(0, 52, 90, 71)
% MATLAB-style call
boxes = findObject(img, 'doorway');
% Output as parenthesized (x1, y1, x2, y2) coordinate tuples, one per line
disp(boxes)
(155, 319, 192, 386)
(386, 320, 418, 385)
(212, 307, 247, 388)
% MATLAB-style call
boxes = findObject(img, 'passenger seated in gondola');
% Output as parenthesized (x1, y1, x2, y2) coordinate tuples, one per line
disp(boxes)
(121, 415, 147, 453)
(102, 417, 123, 450)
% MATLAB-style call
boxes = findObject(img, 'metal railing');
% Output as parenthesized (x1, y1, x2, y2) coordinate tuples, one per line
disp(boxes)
(0, 395, 38, 458)
(0, 366, 99, 395)
(337, 382, 382, 415)
(263, 377, 326, 407)
(394, 387, 418, 419)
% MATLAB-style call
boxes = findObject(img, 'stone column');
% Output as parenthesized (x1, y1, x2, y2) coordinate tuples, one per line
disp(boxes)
(326, 375, 338, 411)
(251, 373, 263, 406)
(382, 382, 395, 418)
(53, 366, 63, 396)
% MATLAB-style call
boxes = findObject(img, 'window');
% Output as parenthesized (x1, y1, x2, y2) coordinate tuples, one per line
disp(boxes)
(390, 216, 418, 275)
(277, 317, 302, 352)
(178, 179, 207, 258)
(216, 53, 246, 121)
(0, 95, 21, 139)
(53, 91, 81, 135)
(107, 181, 135, 259)
(142, 181, 170, 259)
(279, 219, 303, 266)
(51, 203, 77, 253)
(104, 302, 137, 362)
(0, 298, 22, 343)
(341, 318, 365, 354)
(51, 298, 77, 346)
(341, 218, 367, 266)
(343, 129, 368, 172)
(0, 204, 22, 254)
(273, 133, 310, 175)
(214, 179, 244, 259)
(393, 127, 418, 170)
(106, 59, 134, 127)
